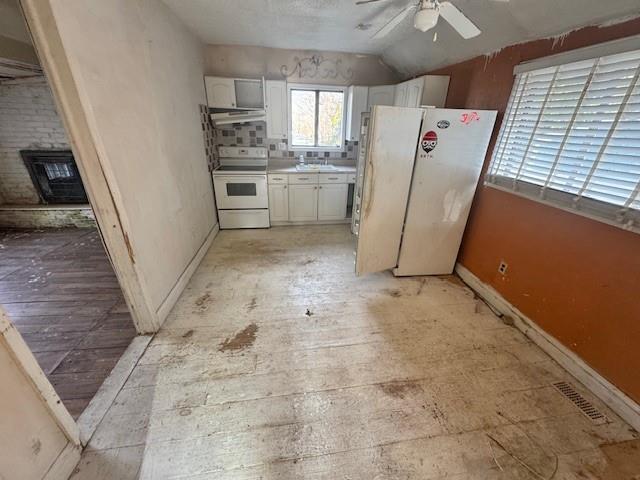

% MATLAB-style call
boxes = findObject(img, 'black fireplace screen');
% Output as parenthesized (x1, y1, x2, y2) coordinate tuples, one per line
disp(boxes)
(21, 150, 88, 204)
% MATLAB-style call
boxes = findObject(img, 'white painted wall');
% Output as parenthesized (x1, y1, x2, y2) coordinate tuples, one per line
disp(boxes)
(204, 44, 400, 86)
(0, 307, 80, 480)
(43, 0, 217, 320)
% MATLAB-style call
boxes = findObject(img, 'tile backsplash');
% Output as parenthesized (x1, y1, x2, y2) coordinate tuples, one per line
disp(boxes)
(214, 121, 357, 163)
(214, 121, 266, 148)
(199, 104, 218, 171)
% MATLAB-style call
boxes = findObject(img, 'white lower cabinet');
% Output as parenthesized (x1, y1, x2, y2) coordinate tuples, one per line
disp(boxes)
(268, 184, 289, 222)
(318, 184, 348, 220)
(269, 173, 352, 223)
(288, 184, 318, 221)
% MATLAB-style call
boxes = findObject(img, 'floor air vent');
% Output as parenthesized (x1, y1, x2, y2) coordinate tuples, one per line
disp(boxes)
(552, 381, 608, 424)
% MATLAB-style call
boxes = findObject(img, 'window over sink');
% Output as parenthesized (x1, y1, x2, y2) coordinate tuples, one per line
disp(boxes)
(288, 84, 346, 151)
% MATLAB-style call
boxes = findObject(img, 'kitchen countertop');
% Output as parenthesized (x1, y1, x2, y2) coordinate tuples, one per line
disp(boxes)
(267, 165, 356, 174)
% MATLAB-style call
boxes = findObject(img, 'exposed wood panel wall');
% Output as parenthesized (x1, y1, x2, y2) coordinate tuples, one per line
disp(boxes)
(427, 18, 640, 403)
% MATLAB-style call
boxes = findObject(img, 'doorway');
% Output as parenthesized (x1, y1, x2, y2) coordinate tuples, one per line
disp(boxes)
(0, 66, 136, 419)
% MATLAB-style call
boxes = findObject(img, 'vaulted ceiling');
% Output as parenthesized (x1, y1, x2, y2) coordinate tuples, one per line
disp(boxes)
(162, 0, 640, 76)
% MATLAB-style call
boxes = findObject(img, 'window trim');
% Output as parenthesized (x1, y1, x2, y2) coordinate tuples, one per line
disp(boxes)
(485, 43, 640, 235)
(287, 83, 347, 152)
(514, 34, 640, 75)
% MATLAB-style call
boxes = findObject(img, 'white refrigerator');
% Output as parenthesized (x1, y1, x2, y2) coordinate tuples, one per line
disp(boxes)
(352, 105, 497, 276)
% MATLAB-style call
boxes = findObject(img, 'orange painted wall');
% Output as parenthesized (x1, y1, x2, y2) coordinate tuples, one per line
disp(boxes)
(428, 18, 640, 403)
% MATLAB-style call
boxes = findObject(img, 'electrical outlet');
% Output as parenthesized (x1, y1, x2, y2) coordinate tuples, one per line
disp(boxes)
(277, 142, 287, 151)
(498, 261, 508, 275)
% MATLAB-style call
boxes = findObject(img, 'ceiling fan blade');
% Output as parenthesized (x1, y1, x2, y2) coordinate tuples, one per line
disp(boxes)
(372, 5, 416, 39)
(438, 2, 481, 39)
(356, 0, 386, 5)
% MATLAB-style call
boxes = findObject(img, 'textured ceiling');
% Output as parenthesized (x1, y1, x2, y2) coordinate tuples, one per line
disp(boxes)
(162, 0, 640, 76)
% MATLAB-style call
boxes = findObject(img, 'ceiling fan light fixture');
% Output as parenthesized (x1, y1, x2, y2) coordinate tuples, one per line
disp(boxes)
(414, 6, 439, 32)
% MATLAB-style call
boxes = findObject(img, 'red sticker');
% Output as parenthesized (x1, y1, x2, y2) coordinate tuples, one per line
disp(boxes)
(421, 130, 438, 153)
(460, 111, 480, 125)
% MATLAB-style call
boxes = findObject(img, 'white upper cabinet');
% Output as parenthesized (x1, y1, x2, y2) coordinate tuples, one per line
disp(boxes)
(393, 77, 425, 108)
(345, 86, 368, 142)
(405, 77, 424, 108)
(205, 76, 265, 110)
(393, 81, 408, 107)
(205, 77, 236, 108)
(420, 75, 450, 108)
(265, 80, 287, 139)
(367, 85, 395, 110)
(388, 75, 449, 108)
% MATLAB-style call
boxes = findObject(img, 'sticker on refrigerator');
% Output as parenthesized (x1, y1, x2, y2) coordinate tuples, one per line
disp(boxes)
(460, 111, 480, 125)
(421, 130, 438, 153)
(437, 120, 450, 129)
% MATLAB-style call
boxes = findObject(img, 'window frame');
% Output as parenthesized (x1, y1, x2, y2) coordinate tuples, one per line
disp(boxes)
(485, 39, 640, 234)
(287, 83, 347, 152)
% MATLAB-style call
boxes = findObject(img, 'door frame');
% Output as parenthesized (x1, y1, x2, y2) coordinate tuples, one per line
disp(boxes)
(19, 0, 159, 333)
(0, 307, 81, 479)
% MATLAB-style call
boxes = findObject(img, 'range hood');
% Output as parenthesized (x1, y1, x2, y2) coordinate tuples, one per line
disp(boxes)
(211, 109, 266, 126)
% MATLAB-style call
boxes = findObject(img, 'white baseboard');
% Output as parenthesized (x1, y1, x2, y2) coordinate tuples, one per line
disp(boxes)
(155, 222, 219, 323)
(43, 441, 81, 480)
(77, 335, 152, 446)
(455, 263, 640, 432)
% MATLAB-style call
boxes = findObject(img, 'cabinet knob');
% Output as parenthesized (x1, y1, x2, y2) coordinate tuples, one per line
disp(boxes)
(319, 186, 322, 189)
(314, 186, 318, 190)
(284, 185, 287, 189)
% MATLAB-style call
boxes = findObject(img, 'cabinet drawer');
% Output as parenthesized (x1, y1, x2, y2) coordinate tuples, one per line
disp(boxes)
(268, 174, 288, 184)
(289, 174, 319, 185)
(319, 173, 347, 184)
(347, 173, 356, 183)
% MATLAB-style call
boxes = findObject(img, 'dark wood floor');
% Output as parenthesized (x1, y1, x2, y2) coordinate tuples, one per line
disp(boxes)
(0, 228, 136, 419)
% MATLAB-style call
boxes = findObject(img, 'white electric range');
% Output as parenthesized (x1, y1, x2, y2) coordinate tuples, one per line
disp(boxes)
(212, 147, 269, 229)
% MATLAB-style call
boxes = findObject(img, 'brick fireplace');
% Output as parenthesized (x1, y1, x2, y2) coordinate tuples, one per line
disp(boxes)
(0, 76, 95, 227)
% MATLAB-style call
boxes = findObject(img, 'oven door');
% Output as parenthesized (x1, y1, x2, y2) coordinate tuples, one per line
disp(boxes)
(213, 175, 268, 209)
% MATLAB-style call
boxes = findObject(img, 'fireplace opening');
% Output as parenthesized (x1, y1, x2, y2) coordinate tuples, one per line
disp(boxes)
(21, 150, 88, 204)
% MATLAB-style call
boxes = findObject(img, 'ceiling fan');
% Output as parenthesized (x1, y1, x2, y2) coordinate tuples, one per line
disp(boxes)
(356, 0, 508, 40)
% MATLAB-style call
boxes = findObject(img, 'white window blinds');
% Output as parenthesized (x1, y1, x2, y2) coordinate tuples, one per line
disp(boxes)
(487, 48, 640, 232)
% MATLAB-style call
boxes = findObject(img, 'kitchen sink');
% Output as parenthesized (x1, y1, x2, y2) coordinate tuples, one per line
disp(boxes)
(295, 164, 337, 172)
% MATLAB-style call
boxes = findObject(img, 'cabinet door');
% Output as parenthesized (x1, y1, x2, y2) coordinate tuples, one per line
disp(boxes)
(266, 80, 287, 139)
(393, 81, 408, 107)
(346, 86, 369, 141)
(421, 75, 450, 107)
(205, 77, 236, 108)
(318, 184, 348, 221)
(288, 184, 318, 221)
(367, 85, 395, 109)
(405, 78, 424, 107)
(269, 184, 289, 222)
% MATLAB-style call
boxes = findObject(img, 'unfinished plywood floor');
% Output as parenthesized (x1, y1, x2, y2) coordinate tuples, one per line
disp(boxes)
(0, 228, 136, 418)
(74, 225, 638, 479)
